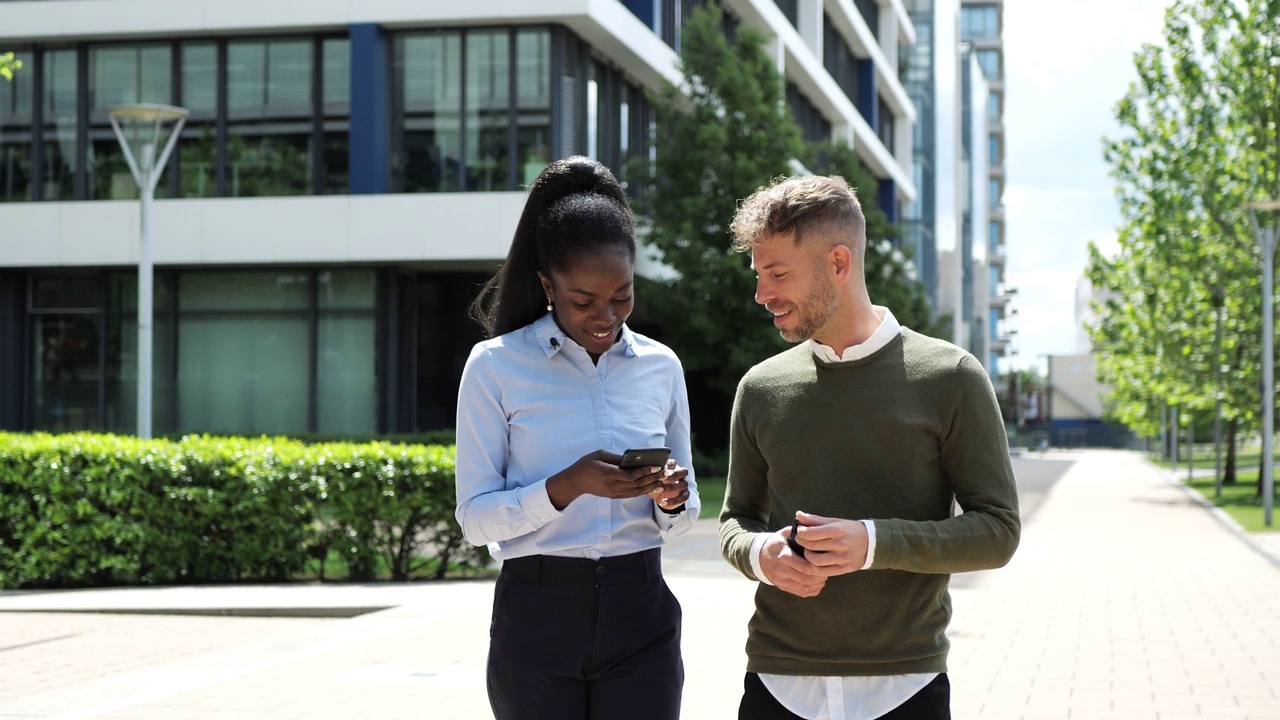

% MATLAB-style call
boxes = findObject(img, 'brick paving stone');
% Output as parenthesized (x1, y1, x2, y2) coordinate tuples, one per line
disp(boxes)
(2, 451, 1279, 719)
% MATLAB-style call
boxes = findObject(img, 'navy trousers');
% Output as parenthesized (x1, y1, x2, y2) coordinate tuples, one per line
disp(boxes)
(487, 549, 684, 720)
(739, 671, 951, 720)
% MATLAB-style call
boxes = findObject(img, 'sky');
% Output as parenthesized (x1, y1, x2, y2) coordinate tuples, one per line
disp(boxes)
(1002, 0, 1171, 372)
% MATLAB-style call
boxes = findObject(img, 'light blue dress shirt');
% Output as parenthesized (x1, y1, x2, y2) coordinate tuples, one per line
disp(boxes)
(455, 312, 699, 561)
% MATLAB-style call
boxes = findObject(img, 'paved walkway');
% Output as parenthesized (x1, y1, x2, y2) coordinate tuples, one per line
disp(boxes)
(0, 450, 1277, 719)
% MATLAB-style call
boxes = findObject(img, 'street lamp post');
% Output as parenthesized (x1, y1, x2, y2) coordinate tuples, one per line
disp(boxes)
(107, 104, 188, 439)
(1212, 285, 1225, 497)
(1246, 200, 1280, 528)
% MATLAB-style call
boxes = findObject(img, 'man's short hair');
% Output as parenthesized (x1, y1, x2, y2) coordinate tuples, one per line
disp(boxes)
(730, 175, 866, 257)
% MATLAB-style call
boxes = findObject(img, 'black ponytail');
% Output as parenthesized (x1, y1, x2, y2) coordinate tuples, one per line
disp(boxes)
(469, 156, 636, 338)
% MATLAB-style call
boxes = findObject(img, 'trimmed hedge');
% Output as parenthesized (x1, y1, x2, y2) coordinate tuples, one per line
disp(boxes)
(0, 432, 484, 589)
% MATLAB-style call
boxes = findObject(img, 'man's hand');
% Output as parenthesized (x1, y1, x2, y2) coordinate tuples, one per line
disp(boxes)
(791, 511, 869, 577)
(759, 526, 827, 598)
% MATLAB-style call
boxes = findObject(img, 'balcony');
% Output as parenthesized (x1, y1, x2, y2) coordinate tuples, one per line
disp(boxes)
(990, 285, 1016, 307)
(988, 244, 1006, 266)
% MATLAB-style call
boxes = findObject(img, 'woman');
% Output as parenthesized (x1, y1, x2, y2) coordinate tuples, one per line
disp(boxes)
(455, 156, 699, 720)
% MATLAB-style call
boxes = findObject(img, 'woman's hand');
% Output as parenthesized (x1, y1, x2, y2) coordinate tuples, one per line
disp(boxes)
(650, 459, 690, 512)
(545, 450, 666, 510)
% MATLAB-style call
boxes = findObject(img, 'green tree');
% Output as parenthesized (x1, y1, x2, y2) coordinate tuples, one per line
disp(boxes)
(635, 4, 945, 403)
(0, 52, 21, 81)
(633, 3, 801, 398)
(1093, 0, 1279, 487)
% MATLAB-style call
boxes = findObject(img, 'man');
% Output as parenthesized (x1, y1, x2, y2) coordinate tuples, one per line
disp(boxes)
(719, 175, 1020, 720)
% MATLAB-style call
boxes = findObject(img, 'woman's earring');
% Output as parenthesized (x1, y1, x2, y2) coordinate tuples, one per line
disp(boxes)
(546, 298, 554, 312)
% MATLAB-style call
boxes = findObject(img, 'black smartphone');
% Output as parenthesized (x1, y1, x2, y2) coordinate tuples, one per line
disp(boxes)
(787, 517, 805, 558)
(618, 447, 672, 469)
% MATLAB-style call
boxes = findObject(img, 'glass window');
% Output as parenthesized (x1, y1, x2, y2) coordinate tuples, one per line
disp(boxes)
(775, 0, 798, 28)
(178, 42, 218, 198)
(989, 221, 1000, 254)
(394, 27, 550, 193)
(33, 314, 101, 431)
(0, 50, 35, 201)
(977, 50, 1001, 81)
(42, 49, 78, 201)
(315, 270, 376, 434)
(961, 6, 1000, 39)
(176, 271, 311, 434)
(177, 314, 310, 434)
(317, 269, 375, 309)
(854, 0, 879, 38)
(32, 276, 100, 310)
(316, 314, 375, 434)
(986, 92, 1000, 125)
(878, 97, 894, 150)
(823, 15, 860, 109)
(226, 39, 313, 197)
(180, 271, 310, 311)
(516, 28, 551, 187)
(31, 275, 103, 432)
(787, 82, 831, 144)
(321, 37, 350, 194)
(586, 64, 599, 162)
(560, 32, 585, 158)
(465, 30, 511, 191)
(989, 178, 1001, 210)
(988, 134, 1000, 166)
(395, 31, 463, 192)
(88, 44, 173, 200)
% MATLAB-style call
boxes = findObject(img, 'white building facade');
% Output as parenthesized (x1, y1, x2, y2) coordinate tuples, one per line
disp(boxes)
(0, 0, 916, 436)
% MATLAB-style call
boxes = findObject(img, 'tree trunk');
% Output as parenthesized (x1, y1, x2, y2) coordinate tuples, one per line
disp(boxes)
(1224, 417, 1238, 485)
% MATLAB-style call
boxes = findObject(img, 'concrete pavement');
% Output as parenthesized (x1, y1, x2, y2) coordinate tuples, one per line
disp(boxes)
(0, 449, 1277, 719)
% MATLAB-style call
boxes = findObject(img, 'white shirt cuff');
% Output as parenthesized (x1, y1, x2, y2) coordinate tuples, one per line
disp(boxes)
(749, 532, 774, 585)
(861, 519, 876, 570)
(521, 479, 561, 527)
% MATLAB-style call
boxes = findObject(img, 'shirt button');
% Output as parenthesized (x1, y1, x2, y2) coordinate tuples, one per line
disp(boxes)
(595, 565, 607, 576)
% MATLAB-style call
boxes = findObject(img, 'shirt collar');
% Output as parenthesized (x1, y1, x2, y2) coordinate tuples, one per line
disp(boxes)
(532, 312, 637, 359)
(809, 306, 901, 363)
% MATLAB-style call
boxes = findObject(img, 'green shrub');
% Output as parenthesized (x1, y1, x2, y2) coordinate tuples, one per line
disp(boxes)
(0, 432, 481, 589)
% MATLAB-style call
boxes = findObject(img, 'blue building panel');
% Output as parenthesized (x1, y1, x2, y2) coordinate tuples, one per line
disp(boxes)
(877, 178, 897, 225)
(622, 0, 657, 31)
(857, 59, 877, 131)
(350, 23, 389, 195)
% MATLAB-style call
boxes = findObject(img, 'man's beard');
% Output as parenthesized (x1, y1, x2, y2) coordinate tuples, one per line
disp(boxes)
(778, 277, 838, 343)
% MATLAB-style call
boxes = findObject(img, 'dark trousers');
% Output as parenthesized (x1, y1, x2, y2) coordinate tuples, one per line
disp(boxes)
(487, 549, 683, 720)
(739, 671, 951, 720)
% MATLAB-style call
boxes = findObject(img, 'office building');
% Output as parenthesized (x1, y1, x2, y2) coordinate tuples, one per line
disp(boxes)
(900, 0, 1006, 377)
(0, 0, 915, 436)
(960, 0, 1010, 372)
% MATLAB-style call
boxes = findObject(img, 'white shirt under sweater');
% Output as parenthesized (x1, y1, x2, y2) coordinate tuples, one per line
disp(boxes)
(746, 307, 937, 720)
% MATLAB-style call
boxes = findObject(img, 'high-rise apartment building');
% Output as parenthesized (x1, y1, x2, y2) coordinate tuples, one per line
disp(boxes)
(960, 0, 1010, 372)
(0, 0, 915, 437)
(900, 0, 1006, 377)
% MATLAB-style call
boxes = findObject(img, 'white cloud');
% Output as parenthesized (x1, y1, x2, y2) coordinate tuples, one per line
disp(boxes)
(999, 0, 1168, 371)
(1005, 0, 1167, 94)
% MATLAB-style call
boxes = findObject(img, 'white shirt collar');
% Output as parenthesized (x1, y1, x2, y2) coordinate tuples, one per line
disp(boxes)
(532, 312, 637, 359)
(809, 306, 901, 363)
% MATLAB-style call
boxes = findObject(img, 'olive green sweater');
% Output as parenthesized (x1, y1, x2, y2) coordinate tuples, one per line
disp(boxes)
(719, 329, 1020, 677)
